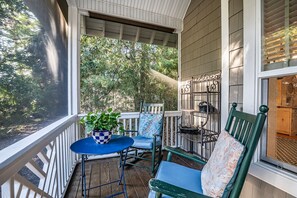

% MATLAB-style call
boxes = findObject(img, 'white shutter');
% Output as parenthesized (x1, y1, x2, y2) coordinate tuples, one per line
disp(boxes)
(263, 0, 297, 69)
(289, 0, 297, 64)
(264, 0, 285, 66)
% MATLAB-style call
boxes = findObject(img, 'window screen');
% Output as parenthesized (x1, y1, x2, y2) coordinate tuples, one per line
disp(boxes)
(0, 0, 68, 150)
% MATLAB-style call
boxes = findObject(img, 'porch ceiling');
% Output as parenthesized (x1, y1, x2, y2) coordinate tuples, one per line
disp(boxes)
(68, 0, 190, 31)
(68, 0, 191, 47)
(80, 15, 179, 47)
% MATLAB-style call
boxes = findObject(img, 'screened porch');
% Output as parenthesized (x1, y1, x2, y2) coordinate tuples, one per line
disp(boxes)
(1, 0, 297, 197)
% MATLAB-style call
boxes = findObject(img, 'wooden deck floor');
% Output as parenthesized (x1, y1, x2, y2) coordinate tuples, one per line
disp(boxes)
(65, 152, 203, 198)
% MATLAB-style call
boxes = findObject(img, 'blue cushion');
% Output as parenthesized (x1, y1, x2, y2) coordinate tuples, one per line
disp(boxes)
(132, 136, 161, 150)
(138, 113, 163, 138)
(148, 161, 203, 198)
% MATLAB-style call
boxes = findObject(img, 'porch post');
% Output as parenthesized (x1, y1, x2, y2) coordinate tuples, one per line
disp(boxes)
(68, 6, 81, 115)
(177, 32, 182, 147)
(243, 0, 258, 114)
(221, 0, 230, 129)
(177, 32, 182, 112)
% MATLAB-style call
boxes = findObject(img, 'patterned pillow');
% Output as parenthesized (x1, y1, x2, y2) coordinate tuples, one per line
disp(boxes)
(201, 130, 245, 197)
(138, 113, 163, 138)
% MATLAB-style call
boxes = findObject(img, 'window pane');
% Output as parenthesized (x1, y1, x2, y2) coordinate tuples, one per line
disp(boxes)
(262, 0, 297, 71)
(0, 0, 68, 150)
(261, 75, 297, 172)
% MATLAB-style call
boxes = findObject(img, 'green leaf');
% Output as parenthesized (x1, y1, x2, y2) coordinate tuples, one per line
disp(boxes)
(80, 108, 122, 133)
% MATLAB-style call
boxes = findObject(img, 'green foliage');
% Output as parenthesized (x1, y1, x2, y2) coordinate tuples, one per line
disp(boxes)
(80, 108, 124, 133)
(0, 0, 40, 125)
(80, 36, 178, 112)
(153, 46, 178, 79)
(0, 1, 68, 134)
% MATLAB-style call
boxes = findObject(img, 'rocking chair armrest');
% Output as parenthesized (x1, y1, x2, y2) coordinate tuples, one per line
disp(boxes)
(164, 146, 207, 165)
(149, 179, 210, 198)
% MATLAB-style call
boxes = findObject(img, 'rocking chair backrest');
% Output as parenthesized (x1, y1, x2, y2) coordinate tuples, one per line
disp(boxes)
(140, 102, 165, 114)
(223, 103, 268, 198)
(137, 102, 165, 137)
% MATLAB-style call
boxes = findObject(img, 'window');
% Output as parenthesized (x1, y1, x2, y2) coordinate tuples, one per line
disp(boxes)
(261, 75, 297, 173)
(263, 0, 297, 71)
(261, 0, 297, 173)
(0, 1, 68, 150)
(229, 0, 297, 194)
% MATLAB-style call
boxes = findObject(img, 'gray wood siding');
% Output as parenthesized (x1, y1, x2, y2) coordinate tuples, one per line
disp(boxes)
(229, 0, 243, 111)
(181, 0, 221, 81)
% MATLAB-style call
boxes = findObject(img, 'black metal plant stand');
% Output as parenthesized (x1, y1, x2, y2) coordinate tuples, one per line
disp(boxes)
(179, 72, 221, 159)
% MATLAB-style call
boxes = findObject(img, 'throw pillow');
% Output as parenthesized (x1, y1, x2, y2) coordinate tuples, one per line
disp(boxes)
(138, 113, 163, 138)
(201, 130, 245, 197)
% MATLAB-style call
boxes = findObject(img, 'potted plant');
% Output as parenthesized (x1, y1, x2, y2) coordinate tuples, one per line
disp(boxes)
(80, 108, 124, 144)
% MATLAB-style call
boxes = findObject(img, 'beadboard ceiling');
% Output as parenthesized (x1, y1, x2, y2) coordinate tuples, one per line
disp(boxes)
(68, 0, 191, 47)
(68, 0, 191, 31)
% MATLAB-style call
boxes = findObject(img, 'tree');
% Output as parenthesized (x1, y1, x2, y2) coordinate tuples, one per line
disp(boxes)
(80, 35, 178, 112)
(0, 0, 40, 125)
(0, 0, 68, 134)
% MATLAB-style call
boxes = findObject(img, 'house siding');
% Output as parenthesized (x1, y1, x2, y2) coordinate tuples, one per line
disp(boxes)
(229, 0, 243, 111)
(181, 0, 221, 81)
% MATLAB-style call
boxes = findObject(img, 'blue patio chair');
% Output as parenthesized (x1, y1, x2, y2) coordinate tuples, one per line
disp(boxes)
(148, 103, 268, 198)
(123, 102, 164, 176)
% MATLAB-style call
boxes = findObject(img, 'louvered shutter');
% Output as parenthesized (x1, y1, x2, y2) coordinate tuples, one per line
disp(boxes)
(263, 0, 297, 70)
(263, 0, 285, 68)
(289, 0, 297, 65)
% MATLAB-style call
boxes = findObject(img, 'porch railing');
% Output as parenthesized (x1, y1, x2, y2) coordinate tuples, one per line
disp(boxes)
(0, 115, 80, 198)
(0, 111, 181, 197)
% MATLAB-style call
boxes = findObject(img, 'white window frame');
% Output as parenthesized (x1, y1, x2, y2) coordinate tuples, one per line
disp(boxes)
(242, 0, 297, 196)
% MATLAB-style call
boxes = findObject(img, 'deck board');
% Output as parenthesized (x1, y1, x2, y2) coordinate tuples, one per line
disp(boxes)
(100, 161, 111, 196)
(109, 162, 122, 197)
(88, 163, 100, 197)
(65, 152, 203, 198)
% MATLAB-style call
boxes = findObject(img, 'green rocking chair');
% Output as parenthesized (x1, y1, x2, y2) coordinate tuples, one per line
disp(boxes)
(149, 103, 269, 198)
(123, 102, 165, 175)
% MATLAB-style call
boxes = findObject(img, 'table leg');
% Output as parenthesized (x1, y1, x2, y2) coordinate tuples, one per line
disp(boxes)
(81, 154, 86, 198)
(119, 149, 129, 198)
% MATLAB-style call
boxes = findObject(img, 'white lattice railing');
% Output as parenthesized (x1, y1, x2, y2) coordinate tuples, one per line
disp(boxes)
(0, 115, 80, 198)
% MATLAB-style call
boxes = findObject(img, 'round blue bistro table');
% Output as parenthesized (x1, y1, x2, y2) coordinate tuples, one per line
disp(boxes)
(70, 135, 134, 198)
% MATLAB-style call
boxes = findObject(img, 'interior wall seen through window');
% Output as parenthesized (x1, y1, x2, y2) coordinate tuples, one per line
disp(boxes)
(261, 75, 297, 173)
(261, 0, 297, 173)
